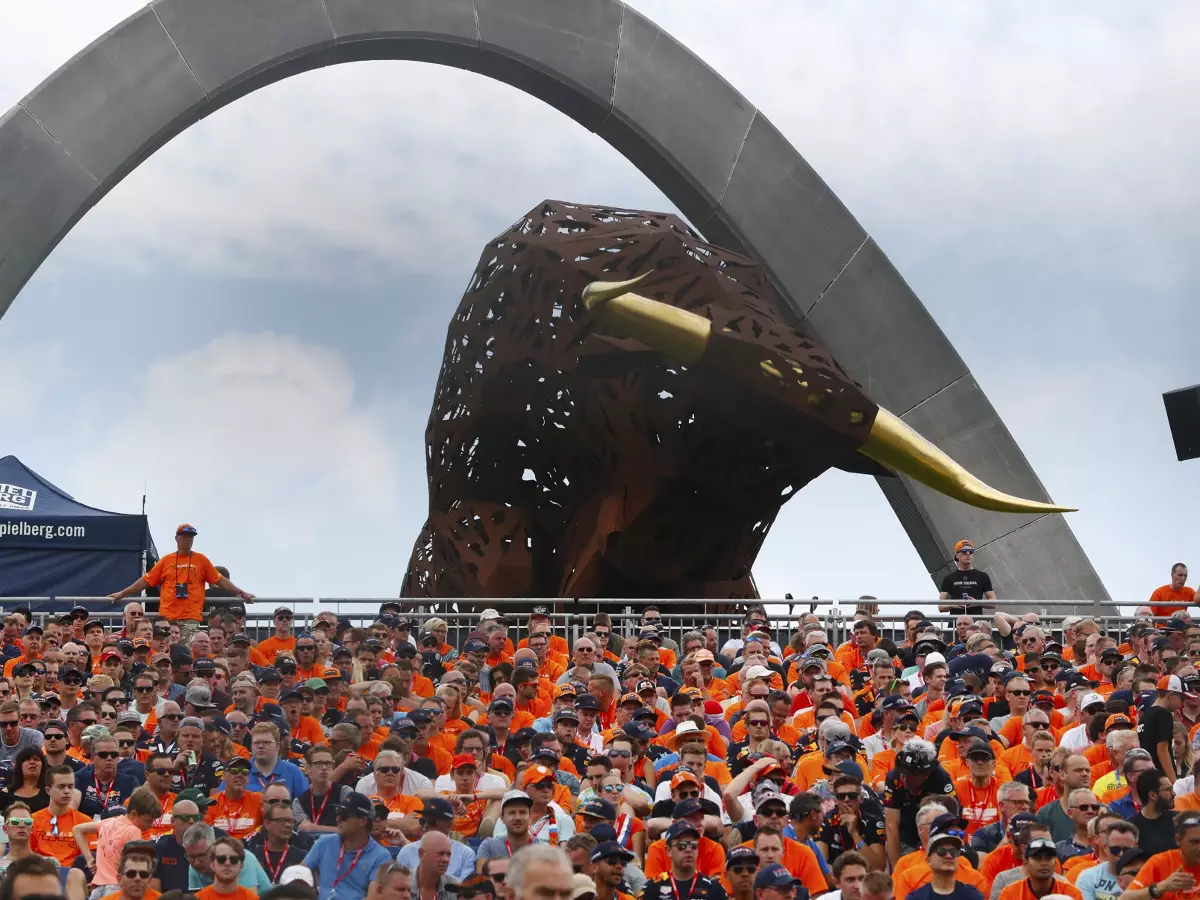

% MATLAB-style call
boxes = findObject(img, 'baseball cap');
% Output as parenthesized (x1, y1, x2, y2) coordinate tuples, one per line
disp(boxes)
(665, 820, 700, 842)
(590, 841, 635, 863)
(754, 792, 789, 812)
(742, 665, 772, 681)
(927, 814, 968, 854)
(895, 747, 935, 774)
(1105, 714, 1133, 730)
(670, 770, 701, 790)
(176, 524, 198, 535)
(273, 606, 293, 618)
(1007, 812, 1039, 836)
(726, 847, 759, 869)
(522, 765, 556, 786)
(965, 740, 995, 761)
(835, 761, 865, 783)
(488, 699, 514, 714)
(575, 695, 601, 712)
(500, 790, 533, 809)
(673, 798, 704, 819)
(184, 686, 216, 709)
(622, 722, 656, 741)
(579, 799, 617, 821)
(450, 875, 499, 899)
(1080, 692, 1107, 710)
(420, 798, 455, 821)
(451, 753, 478, 771)
(463, 638, 487, 654)
(754, 864, 801, 890)
(478, 609, 506, 623)
(224, 756, 251, 772)
(954, 540, 974, 553)
(337, 792, 375, 820)
(635, 680, 658, 695)
(1159, 674, 1185, 694)
(1026, 838, 1058, 858)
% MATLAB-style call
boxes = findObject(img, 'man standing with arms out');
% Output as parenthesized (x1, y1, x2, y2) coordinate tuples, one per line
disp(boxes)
(905, 817, 984, 900)
(109, 524, 255, 644)
(31, 765, 90, 867)
(303, 791, 393, 900)
(938, 540, 996, 615)
(646, 820, 728, 900)
(1149, 564, 1195, 618)
(1140, 676, 1184, 784)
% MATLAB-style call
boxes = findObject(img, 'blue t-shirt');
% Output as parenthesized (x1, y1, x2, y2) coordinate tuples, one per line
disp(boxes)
(303, 834, 393, 900)
(1076, 861, 1122, 900)
(905, 883, 985, 900)
(245, 758, 309, 796)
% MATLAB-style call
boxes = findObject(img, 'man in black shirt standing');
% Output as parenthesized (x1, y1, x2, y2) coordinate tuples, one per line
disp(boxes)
(1139, 675, 1184, 782)
(938, 540, 996, 614)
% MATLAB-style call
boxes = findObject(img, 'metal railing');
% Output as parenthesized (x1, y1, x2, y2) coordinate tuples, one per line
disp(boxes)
(0, 595, 1163, 655)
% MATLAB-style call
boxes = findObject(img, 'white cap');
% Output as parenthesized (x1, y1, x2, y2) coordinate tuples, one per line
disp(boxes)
(743, 665, 772, 681)
(1080, 692, 1106, 709)
(501, 789, 533, 808)
(923, 652, 947, 668)
(281, 866, 314, 886)
(671, 721, 703, 744)
(479, 608, 503, 621)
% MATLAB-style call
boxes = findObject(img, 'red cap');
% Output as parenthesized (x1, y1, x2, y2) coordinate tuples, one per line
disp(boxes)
(100, 650, 121, 662)
(704, 700, 722, 715)
(450, 753, 478, 771)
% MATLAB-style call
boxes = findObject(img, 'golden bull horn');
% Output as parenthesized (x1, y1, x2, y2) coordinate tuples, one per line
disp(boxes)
(582, 277, 1075, 515)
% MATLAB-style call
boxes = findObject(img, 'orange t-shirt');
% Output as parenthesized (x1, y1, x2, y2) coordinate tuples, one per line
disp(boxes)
(197, 886, 258, 900)
(644, 836, 726, 879)
(31, 807, 91, 866)
(255, 635, 297, 663)
(1130, 850, 1200, 900)
(206, 790, 263, 839)
(996, 877, 1082, 900)
(737, 837, 826, 896)
(110, 892, 162, 900)
(893, 856, 985, 900)
(956, 777, 1000, 835)
(1149, 585, 1196, 618)
(287, 716, 327, 749)
(143, 551, 222, 623)
(144, 793, 176, 838)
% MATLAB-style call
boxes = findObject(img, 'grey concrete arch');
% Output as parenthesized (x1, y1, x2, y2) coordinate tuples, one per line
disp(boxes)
(0, 0, 1109, 604)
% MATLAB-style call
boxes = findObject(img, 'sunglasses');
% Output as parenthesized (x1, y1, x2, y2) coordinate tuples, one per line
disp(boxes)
(607, 749, 631, 758)
(747, 720, 770, 727)
(729, 865, 757, 874)
(79, 718, 98, 726)
(672, 841, 699, 851)
(1074, 804, 1100, 812)
(759, 807, 787, 817)
(1040, 662, 1060, 670)
(174, 813, 203, 823)
(213, 855, 242, 865)
(835, 792, 860, 801)
(44, 733, 66, 741)
(933, 845, 961, 858)
(95, 752, 119, 760)
(123, 870, 151, 880)
(134, 686, 155, 693)
(675, 790, 700, 799)
(376, 767, 402, 775)
(6, 817, 33, 827)
(1007, 690, 1031, 697)
(161, 714, 182, 721)
(151, 767, 174, 777)
(893, 722, 916, 732)
(0, 721, 18, 729)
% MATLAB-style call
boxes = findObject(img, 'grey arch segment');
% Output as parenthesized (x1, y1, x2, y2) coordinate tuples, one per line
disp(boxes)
(0, 0, 1109, 605)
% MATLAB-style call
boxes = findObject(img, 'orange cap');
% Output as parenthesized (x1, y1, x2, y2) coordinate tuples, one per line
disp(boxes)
(670, 770, 701, 790)
(619, 693, 642, 706)
(554, 684, 578, 699)
(1104, 714, 1132, 730)
(523, 765, 556, 786)
(954, 540, 974, 554)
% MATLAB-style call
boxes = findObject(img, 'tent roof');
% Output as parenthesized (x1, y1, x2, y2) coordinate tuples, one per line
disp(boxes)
(0, 455, 135, 518)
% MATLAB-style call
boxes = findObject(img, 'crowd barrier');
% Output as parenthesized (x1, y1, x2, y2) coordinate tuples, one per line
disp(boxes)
(0, 595, 1163, 656)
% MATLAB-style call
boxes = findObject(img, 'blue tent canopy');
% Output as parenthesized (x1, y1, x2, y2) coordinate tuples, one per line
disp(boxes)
(0, 456, 157, 600)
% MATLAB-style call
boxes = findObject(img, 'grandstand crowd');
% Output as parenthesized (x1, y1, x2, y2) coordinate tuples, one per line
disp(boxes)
(0, 525, 1197, 900)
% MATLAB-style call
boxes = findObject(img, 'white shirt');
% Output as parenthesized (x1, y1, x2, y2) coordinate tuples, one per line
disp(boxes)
(490, 802, 575, 843)
(435, 772, 508, 793)
(1058, 723, 1090, 751)
(356, 767, 432, 796)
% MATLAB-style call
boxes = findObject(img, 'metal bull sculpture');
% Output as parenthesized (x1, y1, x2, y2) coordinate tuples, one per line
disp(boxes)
(402, 201, 1071, 601)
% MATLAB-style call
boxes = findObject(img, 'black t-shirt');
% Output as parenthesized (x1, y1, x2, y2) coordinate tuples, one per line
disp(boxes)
(0, 789, 47, 812)
(939, 569, 994, 612)
(906, 883, 986, 900)
(643, 873, 728, 900)
(884, 766, 956, 850)
(1131, 811, 1177, 856)
(1138, 705, 1176, 772)
(818, 798, 887, 863)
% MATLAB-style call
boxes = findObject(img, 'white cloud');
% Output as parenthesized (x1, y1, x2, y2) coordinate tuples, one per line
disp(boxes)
(74, 332, 416, 588)
(0, 342, 65, 421)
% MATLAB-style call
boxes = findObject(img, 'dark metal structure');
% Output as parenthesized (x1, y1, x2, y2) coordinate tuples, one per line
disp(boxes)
(404, 201, 887, 599)
(0, 0, 1108, 606)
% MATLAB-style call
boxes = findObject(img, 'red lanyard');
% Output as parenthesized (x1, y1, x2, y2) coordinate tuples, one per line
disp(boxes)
(264, 845, 291, 882)
(94, 778, 114, 807)
(330, 844, 365, 891)
(964, 782, 996, 821)
(670, 874, 696, 900)
(310, 789, 332, 824)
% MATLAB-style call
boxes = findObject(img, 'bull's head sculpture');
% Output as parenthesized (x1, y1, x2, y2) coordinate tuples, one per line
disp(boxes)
(402, 201, 1070, 601)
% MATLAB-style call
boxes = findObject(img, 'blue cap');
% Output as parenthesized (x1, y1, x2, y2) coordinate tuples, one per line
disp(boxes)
(754, 864, 802, 890)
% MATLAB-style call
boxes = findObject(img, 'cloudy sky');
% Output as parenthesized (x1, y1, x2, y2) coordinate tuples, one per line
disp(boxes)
(0, 1, 1196, 615)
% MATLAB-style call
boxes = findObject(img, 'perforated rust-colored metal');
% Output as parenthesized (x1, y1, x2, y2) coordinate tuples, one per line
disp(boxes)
(402, 201, 879, 601)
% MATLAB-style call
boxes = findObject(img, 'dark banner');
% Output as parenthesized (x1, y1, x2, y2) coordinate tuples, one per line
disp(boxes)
(0, 515, 147, 551)
(0, 547, 144, 600)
